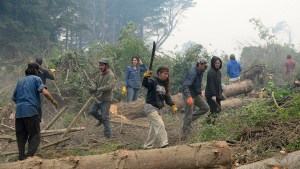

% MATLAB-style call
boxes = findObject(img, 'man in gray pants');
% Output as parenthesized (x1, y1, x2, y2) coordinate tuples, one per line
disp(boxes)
(182, 57, 210, 140)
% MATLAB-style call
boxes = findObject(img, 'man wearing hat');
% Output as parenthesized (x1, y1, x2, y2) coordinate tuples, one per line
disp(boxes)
(12, 62, 58, 160)
(88, 58, 115, 139)
(35, 57, 55, 85)
(181, 57, 210, 140)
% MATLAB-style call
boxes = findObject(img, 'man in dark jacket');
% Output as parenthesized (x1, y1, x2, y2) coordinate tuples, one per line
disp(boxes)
(182, 58, 210, 140)
(35, 58, 55, 85)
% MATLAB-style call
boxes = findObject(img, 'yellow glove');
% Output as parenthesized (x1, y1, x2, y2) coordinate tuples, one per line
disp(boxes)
(122, 86, 127, 95)
(171, 105, 178, 113)
(143, 70, 152, 78)
(50, 69, 56, 74)
(51, 100, 58, 109)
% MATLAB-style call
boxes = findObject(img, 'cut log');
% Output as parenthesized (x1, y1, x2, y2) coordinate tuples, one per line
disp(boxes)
(223, 80, 254, 98)
(0, 141, 232, 169)
(237, 150, 300, 169)
(118, 93, 257, 119)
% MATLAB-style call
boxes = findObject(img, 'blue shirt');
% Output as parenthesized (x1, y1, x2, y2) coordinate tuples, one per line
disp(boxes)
(12, 75, 45, 118)
(227, 59, 242, 78)
(124, 65, 148, 89)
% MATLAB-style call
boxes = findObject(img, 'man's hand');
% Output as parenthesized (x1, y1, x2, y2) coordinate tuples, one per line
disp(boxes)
(186, 97, 194, 105)
(52, 100, 58, 109)
(143, 70, 152, 78)
(122, 86, 127, 95)
(171, 105, 178, 113)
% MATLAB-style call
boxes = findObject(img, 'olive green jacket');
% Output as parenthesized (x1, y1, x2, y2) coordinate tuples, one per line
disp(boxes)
(94, 69, 115, 102)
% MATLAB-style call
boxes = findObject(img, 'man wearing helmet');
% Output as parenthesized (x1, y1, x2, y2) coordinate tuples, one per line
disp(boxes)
(181, 57, 210, 140)
(88, 58, 115, 139)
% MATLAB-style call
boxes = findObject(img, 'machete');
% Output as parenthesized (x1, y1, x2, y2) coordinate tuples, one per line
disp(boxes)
(149, 41, 156, 70)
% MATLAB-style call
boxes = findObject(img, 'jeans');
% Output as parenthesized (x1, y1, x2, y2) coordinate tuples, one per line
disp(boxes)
(88, 100, 111, 138)
(127, 87, 140, 102)
(15, 115, 41, 160)
(182, 95, 210, 136)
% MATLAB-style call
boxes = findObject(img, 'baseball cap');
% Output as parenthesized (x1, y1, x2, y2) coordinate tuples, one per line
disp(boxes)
(197, 57, 209, 66)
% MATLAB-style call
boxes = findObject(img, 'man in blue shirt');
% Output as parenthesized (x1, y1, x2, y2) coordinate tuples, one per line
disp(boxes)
(12, 62, 58, 160)
(226, 54, 242, 84)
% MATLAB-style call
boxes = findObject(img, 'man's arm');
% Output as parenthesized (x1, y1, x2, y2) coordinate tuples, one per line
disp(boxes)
(42, 88, 58, 108)
(183, 70, 195, 97)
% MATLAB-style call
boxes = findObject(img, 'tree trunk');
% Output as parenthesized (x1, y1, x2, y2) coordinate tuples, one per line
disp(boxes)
(237, 150, 300, 169)
(0, 141, 232, 169)
(223, 80, 254, 98)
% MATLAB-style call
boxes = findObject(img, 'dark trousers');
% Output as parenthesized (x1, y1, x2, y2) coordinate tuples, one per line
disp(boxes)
(88, 100, 112, 138)
(15, 115, 41, 160)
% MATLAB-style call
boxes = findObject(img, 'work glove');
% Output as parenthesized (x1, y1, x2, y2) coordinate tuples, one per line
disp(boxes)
(51, 100, 58, 109)
(50, 69, 56, 74)
(143, 70, 152, 78)
(171, 105, 178, 113)
(186, 97, 194, 105)
(122, 86, 127, 95)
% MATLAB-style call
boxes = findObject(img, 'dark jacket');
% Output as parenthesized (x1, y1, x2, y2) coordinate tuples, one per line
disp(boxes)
(37, 67, 54, 85)
(205, 56, 222, 98)
(183, 66, 204, 98)
(143, 77, 174, 109)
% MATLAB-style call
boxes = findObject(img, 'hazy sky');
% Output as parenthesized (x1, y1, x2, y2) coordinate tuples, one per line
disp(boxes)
(162, 0, 300, 56)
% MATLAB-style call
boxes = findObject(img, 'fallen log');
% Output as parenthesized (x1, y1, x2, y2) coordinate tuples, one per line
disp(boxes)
(0, 141, 232, 169)
(223, 80, 254, 98)
(237, 150, 300, 169)
(118, 94, 257, 119)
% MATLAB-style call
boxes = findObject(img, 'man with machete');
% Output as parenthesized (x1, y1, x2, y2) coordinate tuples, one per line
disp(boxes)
(142, 42, 178, 148)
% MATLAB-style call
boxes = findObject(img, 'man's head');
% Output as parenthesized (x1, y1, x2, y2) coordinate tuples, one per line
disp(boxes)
(98, 58, 109, 72)
(36, 57, 43, 65)
(230, 54, 235, 60)
(25, 62, 40, 76)
(287, 54, 292, 59)
(196, 57, 209, 72)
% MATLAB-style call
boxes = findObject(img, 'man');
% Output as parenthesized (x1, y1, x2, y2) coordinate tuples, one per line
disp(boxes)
(88, 58, 115, 138)
(182, 57, 210, 140)
(284, 54, 296, 75)
(226, 54, 242, 84)
(12, 62, 58, 160)
(35, 57, 55, 85)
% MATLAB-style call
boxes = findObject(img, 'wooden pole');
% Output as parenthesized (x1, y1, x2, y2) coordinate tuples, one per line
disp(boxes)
(44, 107, 67, 130)
(61, 97, 93, 138)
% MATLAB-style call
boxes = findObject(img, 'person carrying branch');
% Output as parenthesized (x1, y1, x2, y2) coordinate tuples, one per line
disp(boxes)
(88, 58, 115, 139)
(142, 66, 178, 149)
(182, 57, 210, 140)
(12, 62, 58, 161)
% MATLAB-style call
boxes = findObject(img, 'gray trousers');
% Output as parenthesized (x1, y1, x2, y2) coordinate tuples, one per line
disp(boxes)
(182, 95, 210, 136)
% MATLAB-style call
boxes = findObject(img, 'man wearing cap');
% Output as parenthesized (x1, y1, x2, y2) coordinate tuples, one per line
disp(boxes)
(35, 57, 55, 85)
(88, 58, 115, 139)
(12, 62, 58, 160)
(181, 57, 210, 140)
(226, 54, 242, 84)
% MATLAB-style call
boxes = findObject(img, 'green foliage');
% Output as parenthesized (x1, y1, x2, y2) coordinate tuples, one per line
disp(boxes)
(171, 43, 209, 93)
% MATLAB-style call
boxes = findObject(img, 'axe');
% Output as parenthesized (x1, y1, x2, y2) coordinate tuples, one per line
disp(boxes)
(149, 41, 156, 70)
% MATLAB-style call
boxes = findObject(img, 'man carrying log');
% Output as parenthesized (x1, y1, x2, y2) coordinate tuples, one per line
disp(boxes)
(88, 58, 115, 139)
(12, 62, 58, 161)
(182, 57, 210, 140)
